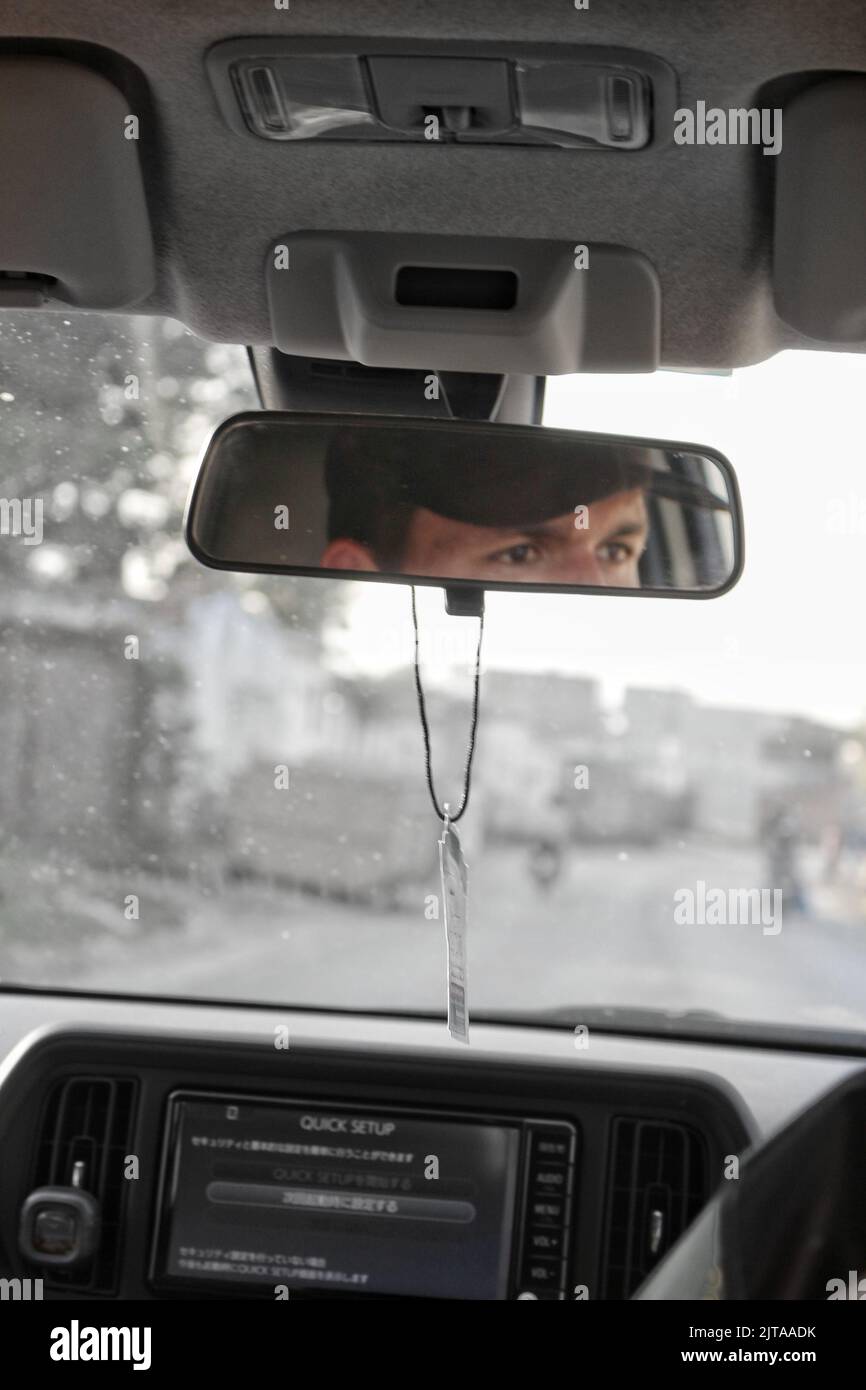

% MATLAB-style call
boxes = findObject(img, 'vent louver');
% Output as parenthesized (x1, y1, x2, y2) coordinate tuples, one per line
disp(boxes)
(30, 1076, 137, 1294)
(601, 1117, 709, 1299)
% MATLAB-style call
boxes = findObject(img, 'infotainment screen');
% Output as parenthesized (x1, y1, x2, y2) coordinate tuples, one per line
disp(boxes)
(155, 1095, 522, 1299)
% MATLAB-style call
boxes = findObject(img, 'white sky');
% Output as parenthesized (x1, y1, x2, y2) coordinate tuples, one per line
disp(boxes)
(330, 351, 866, 729)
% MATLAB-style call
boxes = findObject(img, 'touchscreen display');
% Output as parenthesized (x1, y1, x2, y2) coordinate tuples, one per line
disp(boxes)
(157, 1096, 521, 1299)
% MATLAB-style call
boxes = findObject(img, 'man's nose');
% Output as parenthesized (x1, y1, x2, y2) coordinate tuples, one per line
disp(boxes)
(560, 546, 606, 585)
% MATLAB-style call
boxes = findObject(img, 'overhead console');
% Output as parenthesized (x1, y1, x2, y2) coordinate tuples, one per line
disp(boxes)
(1, 40, 863, 363)
(0, 35, 863, 363)
(206, 38, 678, 150)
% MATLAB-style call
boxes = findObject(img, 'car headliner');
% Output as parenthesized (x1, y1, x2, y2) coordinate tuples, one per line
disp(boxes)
(1, 0, 865, 369)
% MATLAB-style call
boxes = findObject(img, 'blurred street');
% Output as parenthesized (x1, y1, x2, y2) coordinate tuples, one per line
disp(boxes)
(42, 836, 866, 1036)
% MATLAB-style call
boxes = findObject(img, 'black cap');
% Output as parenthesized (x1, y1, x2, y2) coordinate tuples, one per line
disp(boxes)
(325, 424, 728, 538)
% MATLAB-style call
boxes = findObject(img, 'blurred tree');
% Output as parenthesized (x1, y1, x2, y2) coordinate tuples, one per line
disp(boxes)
(0, 310, 338, 636)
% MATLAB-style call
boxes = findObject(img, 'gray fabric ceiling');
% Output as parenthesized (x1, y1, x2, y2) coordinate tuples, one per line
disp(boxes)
(1, 0, 865, 368)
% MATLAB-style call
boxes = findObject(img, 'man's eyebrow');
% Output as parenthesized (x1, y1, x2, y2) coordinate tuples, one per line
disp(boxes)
(597, 519, 649, 538)
(471, 521, 560, 545)
(472, 509, 651, 547)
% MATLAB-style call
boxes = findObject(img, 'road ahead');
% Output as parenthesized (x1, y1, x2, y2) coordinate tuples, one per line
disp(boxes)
(60, 838, 866, 1037)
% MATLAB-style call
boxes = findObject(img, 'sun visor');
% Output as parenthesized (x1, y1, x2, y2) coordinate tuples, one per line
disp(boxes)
(265, 233, 660, 374)
(0, 57, 155, 309)
(774, 76, 866, 343)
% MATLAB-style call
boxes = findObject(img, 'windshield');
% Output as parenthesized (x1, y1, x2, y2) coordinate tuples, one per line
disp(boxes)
(2, 310, 865, 1042)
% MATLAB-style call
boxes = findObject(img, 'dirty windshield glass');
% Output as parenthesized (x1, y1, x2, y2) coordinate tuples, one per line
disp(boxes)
(1, 311, 866, 1040)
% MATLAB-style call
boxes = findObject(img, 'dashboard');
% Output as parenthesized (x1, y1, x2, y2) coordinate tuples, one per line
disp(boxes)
(0, 991, 862, 1301)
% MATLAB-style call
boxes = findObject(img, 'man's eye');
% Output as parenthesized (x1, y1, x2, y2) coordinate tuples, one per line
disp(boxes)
(598, 541, 635, 565)
(488, 542, 542, 566)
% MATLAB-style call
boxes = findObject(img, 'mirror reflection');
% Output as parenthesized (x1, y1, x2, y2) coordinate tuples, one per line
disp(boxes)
(187, 414, 741, 596)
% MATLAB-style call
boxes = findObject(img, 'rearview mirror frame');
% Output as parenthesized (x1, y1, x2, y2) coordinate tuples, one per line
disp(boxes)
(185, 411, 745, 602)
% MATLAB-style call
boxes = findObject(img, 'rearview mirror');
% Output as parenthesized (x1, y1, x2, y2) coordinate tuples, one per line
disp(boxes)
(186, 413, 743, 598)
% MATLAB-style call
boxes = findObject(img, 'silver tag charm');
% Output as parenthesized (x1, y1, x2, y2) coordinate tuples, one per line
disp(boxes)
(439, 816, 469, 1044)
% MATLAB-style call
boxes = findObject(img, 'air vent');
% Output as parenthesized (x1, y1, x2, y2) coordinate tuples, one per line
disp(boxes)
(29, 1076, 137, 1294)
(601, 1117, 709, 1299)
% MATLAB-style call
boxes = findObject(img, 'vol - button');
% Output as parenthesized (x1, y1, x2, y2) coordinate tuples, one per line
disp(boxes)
(521, 1257, 562, 1289)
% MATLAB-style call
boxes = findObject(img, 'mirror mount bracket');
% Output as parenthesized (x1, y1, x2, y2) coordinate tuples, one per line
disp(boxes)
(247, 349, 545, 424)
(444, 585, 485, 619)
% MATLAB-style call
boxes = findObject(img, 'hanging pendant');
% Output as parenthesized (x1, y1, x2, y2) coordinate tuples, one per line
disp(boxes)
(439, 810, 469, 1044)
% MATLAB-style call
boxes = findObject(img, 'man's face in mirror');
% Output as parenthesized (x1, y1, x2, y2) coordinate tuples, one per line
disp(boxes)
(321, 486, 650, 588)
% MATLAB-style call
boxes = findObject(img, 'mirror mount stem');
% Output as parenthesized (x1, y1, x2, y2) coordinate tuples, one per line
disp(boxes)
(444, 585, 485, 619)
